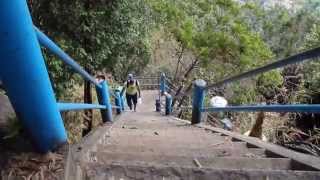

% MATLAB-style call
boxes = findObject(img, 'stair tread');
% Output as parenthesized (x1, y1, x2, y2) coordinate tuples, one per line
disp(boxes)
(90, 151, 292, 170)
(85, 163, 320, 180)
(70, 91, 320, 179)
(97, 143, 265, 158)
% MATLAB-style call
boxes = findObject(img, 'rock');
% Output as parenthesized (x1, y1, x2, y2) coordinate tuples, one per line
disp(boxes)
(0, 94, 15, 128)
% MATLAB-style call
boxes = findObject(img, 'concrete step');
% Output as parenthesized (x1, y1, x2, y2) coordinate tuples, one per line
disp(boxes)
(102, 132, 229, 145)
(98, 141, 259, 154)
(89, 151, 292, 171)
(84, 163, 320, 180)
(97, 143, 266, 158)
(101, 134, 230, 149)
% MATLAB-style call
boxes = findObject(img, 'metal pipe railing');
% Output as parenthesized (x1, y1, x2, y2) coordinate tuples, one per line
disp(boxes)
(202, 104, 320, 113)
(0, 1, 67, 153)
(0, 2, 125, 153)
(157, 47, 320, 124)
(205, 47, 320, 90)
(188, 47, 320, 124)
(58, 103, 106, 111)
(96, 80, 113, 123)
(35, 27, 101, 88)
(36, 27, 122, 123)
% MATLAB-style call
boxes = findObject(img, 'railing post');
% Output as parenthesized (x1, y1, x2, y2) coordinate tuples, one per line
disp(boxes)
(155, 98, 161, 112)
(118, 86, 125, 111)
(192, 80, 207, 124)
(96, 81, 113, 122)
(120, 95, 125, 111)
(115, 90, 122, 115)
(165, 93, 173, 115)
(160, 73, 166, 96)
(0, 0, 67, 152)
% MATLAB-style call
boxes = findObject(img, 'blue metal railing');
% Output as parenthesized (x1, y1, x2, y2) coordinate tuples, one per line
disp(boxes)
(158, 47, 320, 124)
(201, 104, 320, 113)
(205, 47, 320, 89)
(35, 27, 101, 87)
(158, 73, 174, 115)
(191, 47, 320, 124)
(36, 28, 126, 117)
(0, 1, 124, 153)
(37, 30, 126, 124)
(2, 1, 319, 153)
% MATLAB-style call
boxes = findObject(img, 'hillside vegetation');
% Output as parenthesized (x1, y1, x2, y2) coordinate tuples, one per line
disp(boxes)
(2, 0, 318, 151)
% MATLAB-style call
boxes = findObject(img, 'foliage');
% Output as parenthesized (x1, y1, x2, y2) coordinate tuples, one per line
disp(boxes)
(256, 70, 283, 102)
(148, 0, 273, 79)
(242, 0, 320, 58)
(29, 0, 153, 97)
(299, 24, 320, 104)
(229, 82, 258, 105)
(148, 0, 277, 107)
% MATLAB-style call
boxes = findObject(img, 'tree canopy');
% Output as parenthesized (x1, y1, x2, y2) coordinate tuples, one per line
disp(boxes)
(29, 0, 153, 97)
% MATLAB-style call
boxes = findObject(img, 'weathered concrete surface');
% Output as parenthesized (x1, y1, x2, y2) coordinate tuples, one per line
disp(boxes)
(86, 164, 320, 180)
(0, 94, 15, 128)
(67, 90, 320, 180)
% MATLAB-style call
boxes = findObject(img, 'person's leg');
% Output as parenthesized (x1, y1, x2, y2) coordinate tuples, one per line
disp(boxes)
(133, 93, 138, 112)
(126, 93, 132, 110)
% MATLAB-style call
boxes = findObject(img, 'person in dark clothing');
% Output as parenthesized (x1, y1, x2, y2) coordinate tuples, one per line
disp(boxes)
(121, 74, 141, 111)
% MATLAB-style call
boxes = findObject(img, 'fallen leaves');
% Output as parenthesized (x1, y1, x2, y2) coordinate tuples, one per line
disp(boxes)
(1, 152, 64, 180)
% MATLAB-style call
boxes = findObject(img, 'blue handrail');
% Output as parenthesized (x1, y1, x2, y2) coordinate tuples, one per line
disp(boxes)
(0, 1, 120, 153)
(157, 47, 320, 124)
(202, 104, 320, 113)
(35, 27, 101, 88)
(206, 47, 320, 89)
(35, 26, 122, 116)
(58, 103, 107, 111)
(187, 47, 320, 123)
(0, 1, 67, 152)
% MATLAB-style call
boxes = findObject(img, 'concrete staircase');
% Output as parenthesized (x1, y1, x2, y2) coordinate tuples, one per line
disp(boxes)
(66, 91, 320, 180)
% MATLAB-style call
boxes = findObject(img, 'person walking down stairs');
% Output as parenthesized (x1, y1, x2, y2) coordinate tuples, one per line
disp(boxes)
(121, 74, 141, 112)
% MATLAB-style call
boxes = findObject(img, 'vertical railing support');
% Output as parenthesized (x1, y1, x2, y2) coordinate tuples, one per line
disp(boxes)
(160, 73, 166, 96)
(96, 81, 113, 122)
(115, 90, 122, 115)
(119, 86, 125, 111)
(165, 93, 173, 115)
(155, 98, 161, 112)
(0, 0, 67, 152)
(120, 95, 125, 111)
(192, 80, 207, 124)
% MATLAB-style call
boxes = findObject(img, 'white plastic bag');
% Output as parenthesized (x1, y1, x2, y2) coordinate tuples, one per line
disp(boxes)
(138, 97, 142, 104)
(221, 118, 233, 130)
(210, 96, 228, 107)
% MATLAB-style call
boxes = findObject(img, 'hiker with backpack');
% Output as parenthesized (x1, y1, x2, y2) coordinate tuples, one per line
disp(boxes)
(121, 74, 141, 112)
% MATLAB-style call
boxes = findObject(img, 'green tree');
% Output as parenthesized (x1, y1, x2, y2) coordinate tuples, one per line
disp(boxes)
(148, 0, 274, 107)
(29, 0, 153, 97)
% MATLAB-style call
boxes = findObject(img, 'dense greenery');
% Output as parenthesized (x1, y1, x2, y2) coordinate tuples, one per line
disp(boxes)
(149, 0, 273, 75)
(147, 0, 320, 143)
(27, 0, 155, 139)
(28, 0, 320, 104)
(147, 0, 283, 106)
(29, 0, 153, 98)
(25, 0, 320, 143)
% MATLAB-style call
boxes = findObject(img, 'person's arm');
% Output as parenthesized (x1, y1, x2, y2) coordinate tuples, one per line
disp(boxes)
(137, 80, 141, 98)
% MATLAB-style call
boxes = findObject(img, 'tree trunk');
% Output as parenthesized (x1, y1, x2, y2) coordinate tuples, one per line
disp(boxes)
(173, 46, 185, 81)
(82, 0, 94, 137)
(172, 59, 199, 107)
(82, 76, 93, 136)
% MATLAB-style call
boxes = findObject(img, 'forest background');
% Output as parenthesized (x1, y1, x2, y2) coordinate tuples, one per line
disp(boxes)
(24, 0, 320, 153)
